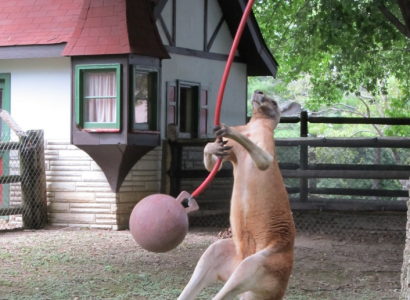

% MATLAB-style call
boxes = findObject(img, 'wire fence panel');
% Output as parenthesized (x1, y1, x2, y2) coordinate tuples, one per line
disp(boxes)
(171, 120, 410, 239)
(0, 123, 47, 231)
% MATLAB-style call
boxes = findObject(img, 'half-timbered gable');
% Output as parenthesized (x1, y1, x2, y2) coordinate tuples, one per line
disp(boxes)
(0, 0, 278, 229)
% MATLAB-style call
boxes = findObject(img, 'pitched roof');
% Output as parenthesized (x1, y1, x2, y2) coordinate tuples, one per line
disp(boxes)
(0, 0, 83, 46)
(152, 0, 278, 77)
(217, 0, 278, 77)
(62, 0, 169, 57)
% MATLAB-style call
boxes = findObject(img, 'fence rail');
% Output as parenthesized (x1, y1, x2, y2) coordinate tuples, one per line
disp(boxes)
(0, 130, 47, 229)
(169, 113, 410, 214)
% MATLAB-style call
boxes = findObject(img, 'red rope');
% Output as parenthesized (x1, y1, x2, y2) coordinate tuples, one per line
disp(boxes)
(191, 0, 255, 198)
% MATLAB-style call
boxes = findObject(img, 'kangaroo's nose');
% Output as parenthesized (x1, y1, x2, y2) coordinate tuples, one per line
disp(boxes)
(254, 90, 264, 95)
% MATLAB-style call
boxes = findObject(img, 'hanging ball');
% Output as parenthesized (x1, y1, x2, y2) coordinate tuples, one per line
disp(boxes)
(129, 194, 189, 253)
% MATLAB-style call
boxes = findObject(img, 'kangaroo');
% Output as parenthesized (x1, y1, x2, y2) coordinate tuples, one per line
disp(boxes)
(178, 91, 300, 300)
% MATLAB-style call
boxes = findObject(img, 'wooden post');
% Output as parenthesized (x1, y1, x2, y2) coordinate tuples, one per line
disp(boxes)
(300, 111, 308, 202)
(168, 140, 182, 198)
(19, 130, 47, 229)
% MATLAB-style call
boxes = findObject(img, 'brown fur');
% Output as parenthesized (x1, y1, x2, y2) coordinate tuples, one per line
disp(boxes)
(178, 91, 295, 300)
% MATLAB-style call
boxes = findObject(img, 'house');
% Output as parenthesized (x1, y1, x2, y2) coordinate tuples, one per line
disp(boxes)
(0, 0, 278, 230)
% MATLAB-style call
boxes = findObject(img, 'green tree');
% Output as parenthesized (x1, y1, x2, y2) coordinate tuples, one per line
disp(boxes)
(253, 0, 410, 111)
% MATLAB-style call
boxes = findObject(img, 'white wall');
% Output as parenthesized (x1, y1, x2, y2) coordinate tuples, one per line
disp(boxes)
(207, 0, 233, 55)
(176, 0, 204, 51)
(0, 58, 71, 140)
(161, 53, 247, 137)
(156, 0, 234, 55)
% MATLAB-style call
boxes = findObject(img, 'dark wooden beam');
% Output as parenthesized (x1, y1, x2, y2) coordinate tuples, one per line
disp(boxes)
(275, 137, 410, 148)
(307, 188, 408, 197)
(0, 175, 21, 184)
(172, 0, 176, 45)
(280, 117, 301, 123)
(290, 200, 407, 212)
(165, 45, 246, 63)
(158, 15, 175, 46)
(0, 142, 20, 150)
(308, 117, 410, 125)
(280, 116, 410, 125)
(204, 0, 208, 51)
(0, 207, 23, 216)
(153, 0, 168, 20)
(206, 17, 224, 52)
(309, 164, 410, 171)
(281, 169, 410, 179)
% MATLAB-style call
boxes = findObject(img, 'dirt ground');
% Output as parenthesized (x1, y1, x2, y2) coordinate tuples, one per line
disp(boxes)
(0, 226, 404, 300)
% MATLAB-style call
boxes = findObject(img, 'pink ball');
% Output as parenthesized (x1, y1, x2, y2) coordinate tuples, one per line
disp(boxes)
(129, 194, 189, 253)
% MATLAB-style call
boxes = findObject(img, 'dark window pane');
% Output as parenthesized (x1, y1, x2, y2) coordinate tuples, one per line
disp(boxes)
(180, 87, 193, 133)
(134, 73, 149, 124)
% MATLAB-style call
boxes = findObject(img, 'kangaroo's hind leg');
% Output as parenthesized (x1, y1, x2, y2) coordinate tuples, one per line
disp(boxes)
(178, 238, 240, 300)
(212, 248, 293, 300)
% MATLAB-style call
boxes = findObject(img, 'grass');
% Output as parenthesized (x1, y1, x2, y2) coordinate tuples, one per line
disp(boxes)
(0, 228, 224, 300)
(0, 227, 402, 300)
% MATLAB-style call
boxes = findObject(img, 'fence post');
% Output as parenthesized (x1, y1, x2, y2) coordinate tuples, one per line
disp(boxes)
(20, 130, 47, 229)
(300, 111, 308, 202)
(168, 140, 182, 198)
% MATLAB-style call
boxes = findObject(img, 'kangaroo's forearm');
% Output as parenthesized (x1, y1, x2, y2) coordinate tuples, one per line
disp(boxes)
(228, 128, 273, 170)
(204, 143, 224, 172)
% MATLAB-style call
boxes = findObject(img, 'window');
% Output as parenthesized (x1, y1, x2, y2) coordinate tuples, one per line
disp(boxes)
(75, 64, 121, 132)
(132, 66, 159, 131)
(167, 80, 208, 138)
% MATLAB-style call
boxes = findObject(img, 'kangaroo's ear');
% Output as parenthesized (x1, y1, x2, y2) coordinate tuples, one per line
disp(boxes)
(280, 102, 301, 116)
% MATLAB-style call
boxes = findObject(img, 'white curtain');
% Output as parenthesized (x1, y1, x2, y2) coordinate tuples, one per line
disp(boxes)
(85, 72, 116, 123)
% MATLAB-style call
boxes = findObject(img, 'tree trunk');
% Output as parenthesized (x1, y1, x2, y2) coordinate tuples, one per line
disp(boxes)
(401, 183, 410, 299)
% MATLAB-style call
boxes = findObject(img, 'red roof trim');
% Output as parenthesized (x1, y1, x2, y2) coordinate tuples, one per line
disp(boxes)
(0, 0, 83, 47)
(63, 0, 169, 58)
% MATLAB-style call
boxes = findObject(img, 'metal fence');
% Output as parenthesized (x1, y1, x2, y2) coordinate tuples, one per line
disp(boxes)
(0, 115, 47, 230)
(169, 114, 410, 239)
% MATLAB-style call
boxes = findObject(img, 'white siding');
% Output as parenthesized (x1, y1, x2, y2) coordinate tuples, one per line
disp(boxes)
(161, 53, 247, 138)
(45, 141, 163, 230)
(156, 19, 170, 46)
(156, 0, 235, 55)
(161, 0, 173, 36)
(0, 57, 71, 140)
(207, 0, 233, 55)
(208, 22, 235, 55)
(176, 0, 204, 50)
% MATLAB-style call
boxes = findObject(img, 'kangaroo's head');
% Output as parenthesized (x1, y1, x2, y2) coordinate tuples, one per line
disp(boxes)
(251, 90, 281, 126)
(251, 90, 301, 129)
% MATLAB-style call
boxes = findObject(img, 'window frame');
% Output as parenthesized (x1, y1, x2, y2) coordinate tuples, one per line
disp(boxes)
(177, 80, 200, 139)
(75, 64, 121, 131)
(166, 80, 209, 139)
(131, 66, 159, 131)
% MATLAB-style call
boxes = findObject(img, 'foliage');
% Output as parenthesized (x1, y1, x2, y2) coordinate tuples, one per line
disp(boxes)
(253, 0, 410, 112)
(249, 74, 410, 137)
